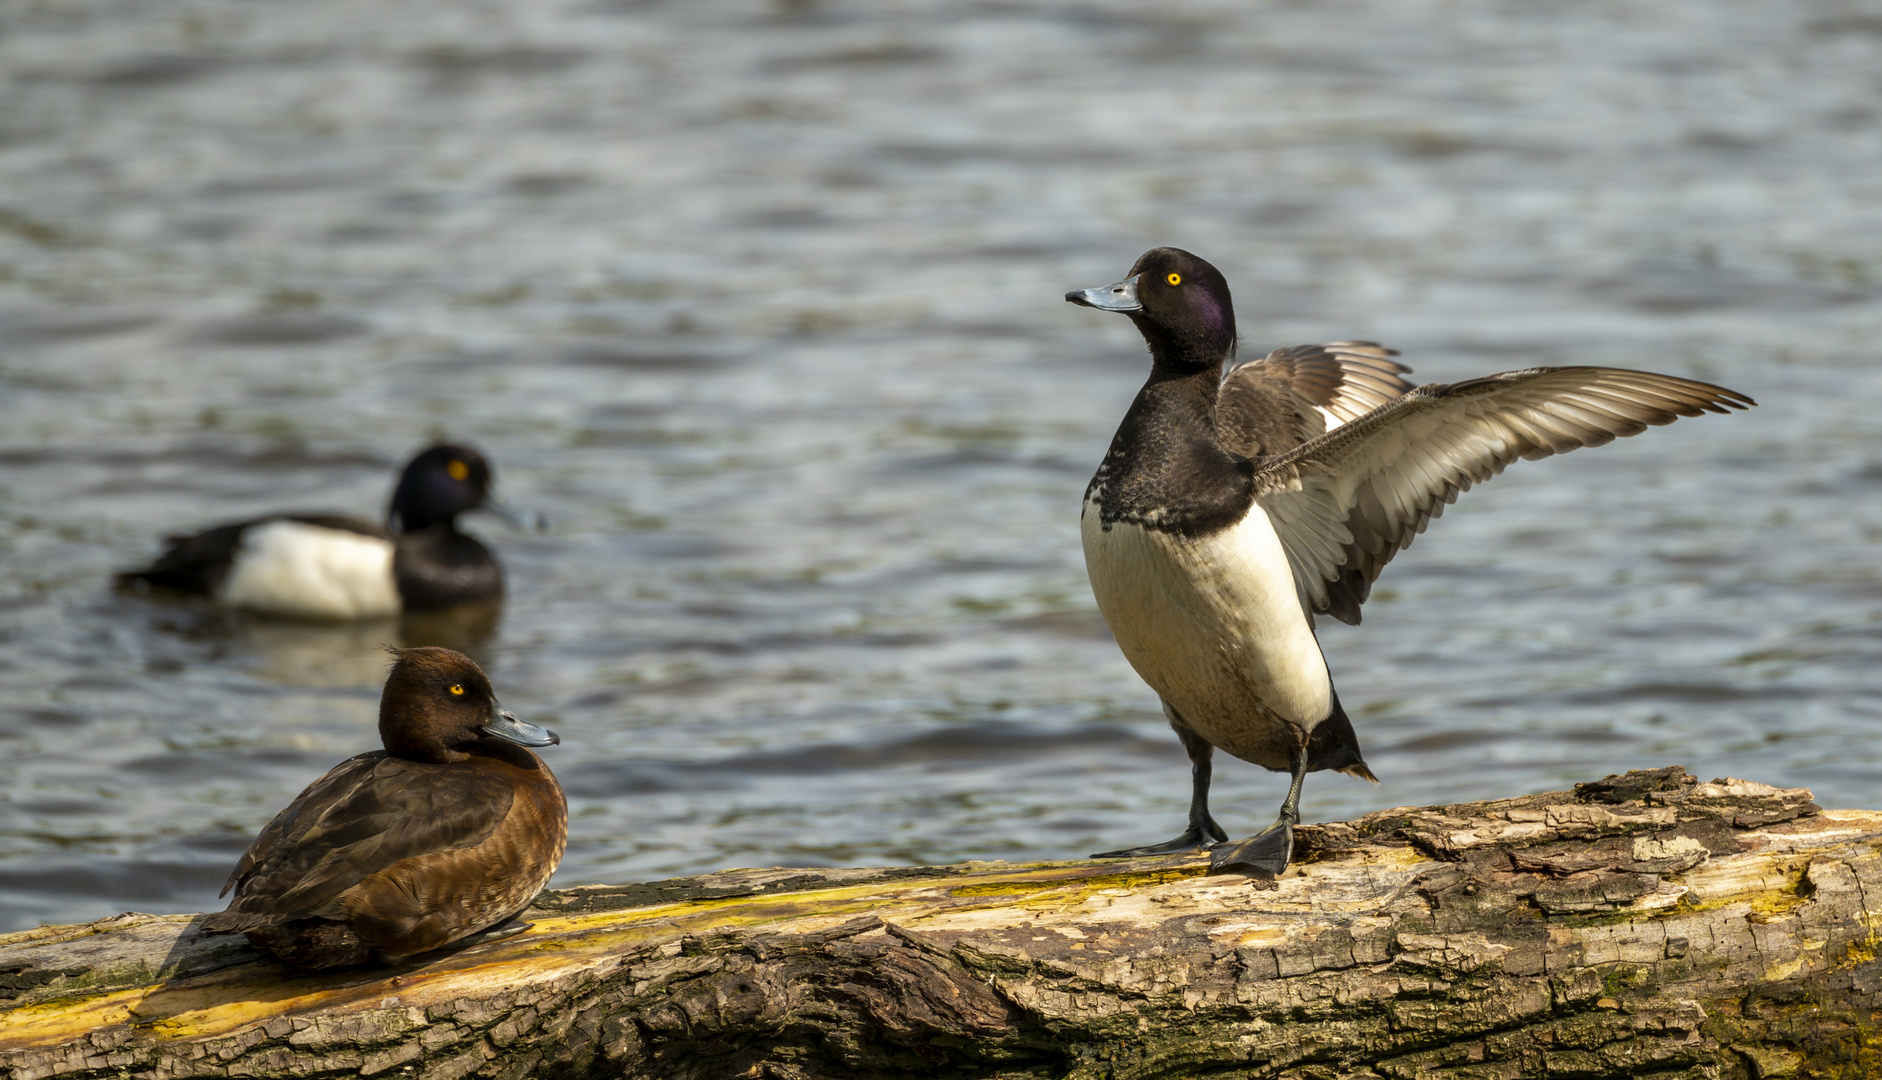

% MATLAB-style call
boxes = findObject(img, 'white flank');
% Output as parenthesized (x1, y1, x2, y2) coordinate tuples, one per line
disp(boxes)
(1082, 499, 1331, 768)
(218, 520, 401, 620)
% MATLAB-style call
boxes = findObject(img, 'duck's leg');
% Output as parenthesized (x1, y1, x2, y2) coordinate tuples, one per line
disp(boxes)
(1092, 710, 1227, 858)
(1209, 741, 1308, 877)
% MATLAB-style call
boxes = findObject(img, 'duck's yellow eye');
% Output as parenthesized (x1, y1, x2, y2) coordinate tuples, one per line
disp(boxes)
(449, 683, 465, 696)
(447, 460, 470, 482)
(1166, 273, 1182, 286)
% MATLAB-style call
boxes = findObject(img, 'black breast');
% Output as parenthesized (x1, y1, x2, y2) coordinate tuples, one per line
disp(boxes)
(1087, 373, 1255, 539)
(393, 527, 503, 610)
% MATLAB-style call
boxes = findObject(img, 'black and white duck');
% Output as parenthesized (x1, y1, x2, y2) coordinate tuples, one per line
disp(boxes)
(119, 444, 520, 619)
(1067, 246, 1754, 877)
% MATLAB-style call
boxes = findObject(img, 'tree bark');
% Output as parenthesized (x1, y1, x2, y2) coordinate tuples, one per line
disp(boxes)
(3, 766, 1878, 1080)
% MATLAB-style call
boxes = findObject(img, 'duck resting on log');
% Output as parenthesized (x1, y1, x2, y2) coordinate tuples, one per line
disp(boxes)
(200, 646, 565, 969)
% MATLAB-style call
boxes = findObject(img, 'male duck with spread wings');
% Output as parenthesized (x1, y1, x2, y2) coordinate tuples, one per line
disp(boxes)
(1067, 247, 1753, 877)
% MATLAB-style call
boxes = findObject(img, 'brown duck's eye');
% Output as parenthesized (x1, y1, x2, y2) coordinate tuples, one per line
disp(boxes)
(447, 460, 470, 482)
(449, 683, 465, 696)
(1166, 273, 1182, 286)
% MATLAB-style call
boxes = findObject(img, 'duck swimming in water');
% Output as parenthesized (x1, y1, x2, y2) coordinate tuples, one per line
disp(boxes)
(119, 444, 519, 619)
(1067, 247, 1754, 878)
(200, 646, 565, 968)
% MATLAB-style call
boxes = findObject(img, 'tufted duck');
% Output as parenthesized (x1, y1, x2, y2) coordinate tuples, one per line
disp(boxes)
(1067, 247, 1754, 877)
(200, 646, 565, 968)
(119, 444, 520, 619)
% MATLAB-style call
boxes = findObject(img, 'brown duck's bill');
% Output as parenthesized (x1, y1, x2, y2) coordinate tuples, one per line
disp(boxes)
(483, 705, 560, 747)
(1065, 274, 1142, 312)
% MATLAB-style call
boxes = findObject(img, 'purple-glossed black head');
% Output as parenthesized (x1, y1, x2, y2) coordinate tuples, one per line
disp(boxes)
(386, 444, 495, 533)
(1065, 247, 1237, 373)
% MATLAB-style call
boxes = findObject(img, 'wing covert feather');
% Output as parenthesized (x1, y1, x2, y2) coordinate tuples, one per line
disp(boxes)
(1216, 341, 1415, 458)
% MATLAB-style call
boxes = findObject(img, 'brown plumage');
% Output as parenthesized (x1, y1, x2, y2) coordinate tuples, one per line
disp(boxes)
(201, 647, 566, 969)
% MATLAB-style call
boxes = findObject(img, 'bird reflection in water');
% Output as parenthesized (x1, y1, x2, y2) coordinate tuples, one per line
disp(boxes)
(134, 599, 505, 688)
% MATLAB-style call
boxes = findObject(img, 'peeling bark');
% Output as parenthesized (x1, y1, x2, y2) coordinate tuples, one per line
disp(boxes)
(4, 766, 1880, 1080)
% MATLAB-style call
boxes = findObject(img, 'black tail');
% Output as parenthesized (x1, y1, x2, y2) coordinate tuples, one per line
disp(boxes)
(114, 564, 205, 594)
(1306, 691, 1377, 783)
(115, 559, 216, 596)
(114, 522, 250, 596)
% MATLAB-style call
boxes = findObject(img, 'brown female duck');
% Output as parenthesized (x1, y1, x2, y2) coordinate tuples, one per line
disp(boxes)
(201, 646, 566, 969)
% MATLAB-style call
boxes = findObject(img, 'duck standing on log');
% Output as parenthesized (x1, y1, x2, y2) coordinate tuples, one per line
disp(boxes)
(118, 443, 525, 619)
(201, 646, 566, 968)
(1066, 247, 1754, 877)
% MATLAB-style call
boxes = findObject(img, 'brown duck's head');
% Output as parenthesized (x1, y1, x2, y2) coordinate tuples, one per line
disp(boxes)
(378, 646, 559, 764)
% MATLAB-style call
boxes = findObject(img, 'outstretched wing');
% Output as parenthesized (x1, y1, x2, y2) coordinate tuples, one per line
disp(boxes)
(203, 752, 514, 932)
(1216, 341, 1415, 458)
(1252, 367, 1754, 626)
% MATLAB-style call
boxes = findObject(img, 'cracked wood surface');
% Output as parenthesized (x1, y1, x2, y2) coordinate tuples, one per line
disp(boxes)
(3, 766, 1880, 1080)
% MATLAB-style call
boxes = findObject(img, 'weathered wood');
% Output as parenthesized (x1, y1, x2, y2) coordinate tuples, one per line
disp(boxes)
(4, 766, 1879, 1080)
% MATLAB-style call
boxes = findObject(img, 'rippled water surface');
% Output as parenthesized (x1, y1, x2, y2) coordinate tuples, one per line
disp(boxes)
(2, 0, 1880, 930)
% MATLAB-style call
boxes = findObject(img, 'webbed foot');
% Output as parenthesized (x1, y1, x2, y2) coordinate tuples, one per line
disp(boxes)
(467, 918, 533, 944)
(1092, 818, 1226, 859)
(1209, 818, 1294, 878)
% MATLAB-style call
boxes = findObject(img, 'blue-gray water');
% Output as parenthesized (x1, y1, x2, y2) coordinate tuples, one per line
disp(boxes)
(1, 0, 1879, 931)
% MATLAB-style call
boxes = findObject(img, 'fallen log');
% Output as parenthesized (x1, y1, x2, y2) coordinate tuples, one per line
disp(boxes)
(3, 766, 1878, 1080)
